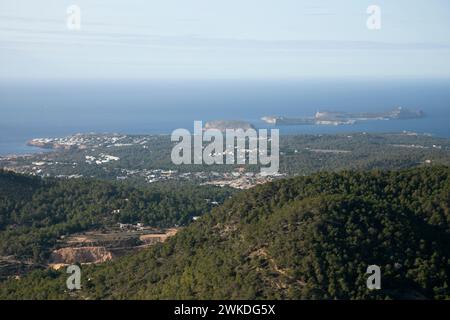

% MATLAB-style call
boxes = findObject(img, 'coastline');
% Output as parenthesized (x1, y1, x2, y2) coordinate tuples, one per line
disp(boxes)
(2, 128, 448, 159)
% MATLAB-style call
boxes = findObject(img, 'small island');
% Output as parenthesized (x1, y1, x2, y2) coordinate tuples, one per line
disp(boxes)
(262, 107, 425, 126)
(204, 120, 255, 132)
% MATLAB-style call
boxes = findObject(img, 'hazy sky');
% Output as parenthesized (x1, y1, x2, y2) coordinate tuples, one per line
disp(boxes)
(1, 0, 450, 80)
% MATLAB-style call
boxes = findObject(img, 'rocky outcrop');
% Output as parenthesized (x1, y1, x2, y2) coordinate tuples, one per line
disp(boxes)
(49, 246, 113, 265)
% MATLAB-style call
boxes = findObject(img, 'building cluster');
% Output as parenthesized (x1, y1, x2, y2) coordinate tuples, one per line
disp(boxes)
(28, 134, 152, 150)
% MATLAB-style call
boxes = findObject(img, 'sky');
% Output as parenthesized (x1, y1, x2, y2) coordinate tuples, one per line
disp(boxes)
(1, 0, 450, 80)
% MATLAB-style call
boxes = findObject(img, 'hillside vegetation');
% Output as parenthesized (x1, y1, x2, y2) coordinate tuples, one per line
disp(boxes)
(0, 169, 232, 262)
(1, 166, 449, 299)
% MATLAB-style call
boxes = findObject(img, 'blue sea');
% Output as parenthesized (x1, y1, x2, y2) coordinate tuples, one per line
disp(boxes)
(0, 79, 449, 156)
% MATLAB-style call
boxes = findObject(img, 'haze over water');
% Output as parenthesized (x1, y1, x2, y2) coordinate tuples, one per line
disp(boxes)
(0, 79, 449, 156)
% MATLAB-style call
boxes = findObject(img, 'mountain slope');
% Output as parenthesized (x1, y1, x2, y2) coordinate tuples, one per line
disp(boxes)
(0, 170, 232, 262)
(1, 166, 449, 299)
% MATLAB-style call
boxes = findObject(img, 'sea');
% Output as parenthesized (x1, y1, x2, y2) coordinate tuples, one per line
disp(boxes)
(0, 79, 449, 156)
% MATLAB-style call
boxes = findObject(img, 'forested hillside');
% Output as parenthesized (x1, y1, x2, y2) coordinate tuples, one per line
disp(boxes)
(0, 169, 233, 262)
(1, 166, 449, 300)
